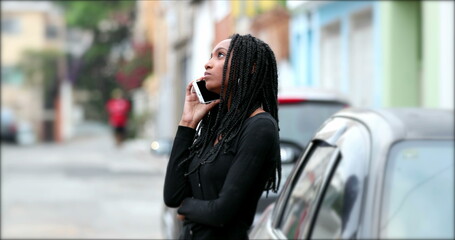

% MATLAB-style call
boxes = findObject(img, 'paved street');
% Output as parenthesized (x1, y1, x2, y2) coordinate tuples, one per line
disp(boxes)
(1, 122, 168, 239)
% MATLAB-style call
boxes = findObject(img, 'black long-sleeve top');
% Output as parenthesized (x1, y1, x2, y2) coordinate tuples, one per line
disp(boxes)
(164, 112, 280, 239)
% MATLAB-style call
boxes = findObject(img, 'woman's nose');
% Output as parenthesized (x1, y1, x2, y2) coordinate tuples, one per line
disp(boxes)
(205, 60, 212, 70)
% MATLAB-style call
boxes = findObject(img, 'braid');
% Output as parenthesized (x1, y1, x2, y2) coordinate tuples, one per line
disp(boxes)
(183, 34, 281, 193)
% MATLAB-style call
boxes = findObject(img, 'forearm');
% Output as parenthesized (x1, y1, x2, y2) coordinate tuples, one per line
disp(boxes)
(178, 197, 230, 227)
(163, 126, 196, 207)
(177, 186, 250, 227)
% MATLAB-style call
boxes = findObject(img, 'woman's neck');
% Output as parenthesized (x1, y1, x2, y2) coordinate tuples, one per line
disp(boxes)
(249, 107, 265, 118)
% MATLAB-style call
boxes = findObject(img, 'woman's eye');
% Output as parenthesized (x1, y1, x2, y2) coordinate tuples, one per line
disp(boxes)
(218, 52, 225, 58)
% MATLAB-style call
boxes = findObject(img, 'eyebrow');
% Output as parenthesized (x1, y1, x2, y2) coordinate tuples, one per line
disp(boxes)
(214, 47, 227, 52)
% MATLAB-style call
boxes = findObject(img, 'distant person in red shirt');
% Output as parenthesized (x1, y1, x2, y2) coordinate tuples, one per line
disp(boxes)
(106, 89, 130, 147)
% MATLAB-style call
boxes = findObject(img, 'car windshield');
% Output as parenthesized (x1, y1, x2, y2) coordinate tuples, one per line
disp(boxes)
(278, 102, 345, 148)
(380, 140, 454, 239)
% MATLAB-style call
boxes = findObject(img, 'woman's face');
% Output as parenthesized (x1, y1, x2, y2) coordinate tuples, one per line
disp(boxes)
(204, 39, 231, 94)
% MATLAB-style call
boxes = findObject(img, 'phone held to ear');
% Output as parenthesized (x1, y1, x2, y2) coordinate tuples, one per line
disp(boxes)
(192, 80, 220, 104)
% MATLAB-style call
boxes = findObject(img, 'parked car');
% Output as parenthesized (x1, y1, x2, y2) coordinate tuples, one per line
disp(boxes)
(159, 88, 349, 239)
(249, 108, 454, 239)
(1, 107, 36, 145)
(1, 107, 18, 142)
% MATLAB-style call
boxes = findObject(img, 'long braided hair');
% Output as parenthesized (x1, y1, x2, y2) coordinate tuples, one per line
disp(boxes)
(180, 34, 281, 194)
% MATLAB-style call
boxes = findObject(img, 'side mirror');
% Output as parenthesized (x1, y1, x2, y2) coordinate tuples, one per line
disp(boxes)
(280, 140, 303, 164)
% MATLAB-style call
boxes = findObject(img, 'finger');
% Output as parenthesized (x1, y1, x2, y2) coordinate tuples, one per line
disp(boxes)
(191, 77, 204, 86)
(186, 81, 194, 95)
(206, 99, 220, 110)
(187, 77, 204, 95)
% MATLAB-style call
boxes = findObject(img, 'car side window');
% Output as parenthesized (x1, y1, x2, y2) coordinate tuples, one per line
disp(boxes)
(310, 157, 364, 239)
(276, 143, 338, 239)
(310, 122, 369, 239)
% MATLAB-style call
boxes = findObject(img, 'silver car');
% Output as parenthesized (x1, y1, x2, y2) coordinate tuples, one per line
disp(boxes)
(250, 108, 454, 239)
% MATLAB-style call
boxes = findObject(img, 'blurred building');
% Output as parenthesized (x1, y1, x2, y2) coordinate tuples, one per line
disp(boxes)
(288, 1, 454, 109)
(132, 0, 190, 141)
(130, 0, 164, 140)
(233, 1, 293, 91)
(1, 1, 73, 143)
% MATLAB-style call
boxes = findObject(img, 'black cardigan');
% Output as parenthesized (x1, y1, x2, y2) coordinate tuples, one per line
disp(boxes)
(163, 112, 280, 239)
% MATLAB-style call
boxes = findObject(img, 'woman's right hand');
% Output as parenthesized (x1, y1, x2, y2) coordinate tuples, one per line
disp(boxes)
(179, 77, 220, 129)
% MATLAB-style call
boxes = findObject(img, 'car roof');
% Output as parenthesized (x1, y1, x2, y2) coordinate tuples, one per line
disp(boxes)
(333, 108, 454, 140)
(278, 87, 349, 103)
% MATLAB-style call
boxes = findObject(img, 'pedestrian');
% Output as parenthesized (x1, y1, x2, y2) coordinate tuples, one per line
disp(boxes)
(105, 88, 130, 147)
(163, 34, 281, 239)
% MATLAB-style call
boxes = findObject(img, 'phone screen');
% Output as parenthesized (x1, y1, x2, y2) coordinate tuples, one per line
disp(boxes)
(195, 81, 220, 103)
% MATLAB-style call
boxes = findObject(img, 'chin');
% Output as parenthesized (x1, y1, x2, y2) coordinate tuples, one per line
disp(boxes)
(205, 82, 220, 93)
(208, 87, 220, 94)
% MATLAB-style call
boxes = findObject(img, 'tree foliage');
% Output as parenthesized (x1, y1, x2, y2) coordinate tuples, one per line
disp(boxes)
(17, 49, 64, 109)
(56, 1, 134, 29)
(55, 0, 139, 120)
(116, 43, 153, 90)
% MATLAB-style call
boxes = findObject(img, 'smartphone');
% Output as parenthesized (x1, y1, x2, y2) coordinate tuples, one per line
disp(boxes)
(192, 80, 220, 104)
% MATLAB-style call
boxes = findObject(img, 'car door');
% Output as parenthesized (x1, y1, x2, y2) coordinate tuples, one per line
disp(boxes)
(308, 119, 370, 239)
(264, 118, 370, 239)
(270, 139, 341, 239)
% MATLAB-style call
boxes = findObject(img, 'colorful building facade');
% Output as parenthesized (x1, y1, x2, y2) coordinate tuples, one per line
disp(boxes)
(288, 1, 453, 108)
(1, 1, 72, 142)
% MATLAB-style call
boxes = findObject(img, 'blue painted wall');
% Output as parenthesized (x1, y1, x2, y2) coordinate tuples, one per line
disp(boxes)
(290, 1, 383, 106)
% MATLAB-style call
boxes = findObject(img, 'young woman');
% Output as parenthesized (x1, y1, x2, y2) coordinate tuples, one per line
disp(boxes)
(164, 34, 281, 239)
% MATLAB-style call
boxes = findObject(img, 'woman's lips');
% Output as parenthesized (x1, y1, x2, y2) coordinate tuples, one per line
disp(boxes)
(203, 73, 211, 81)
